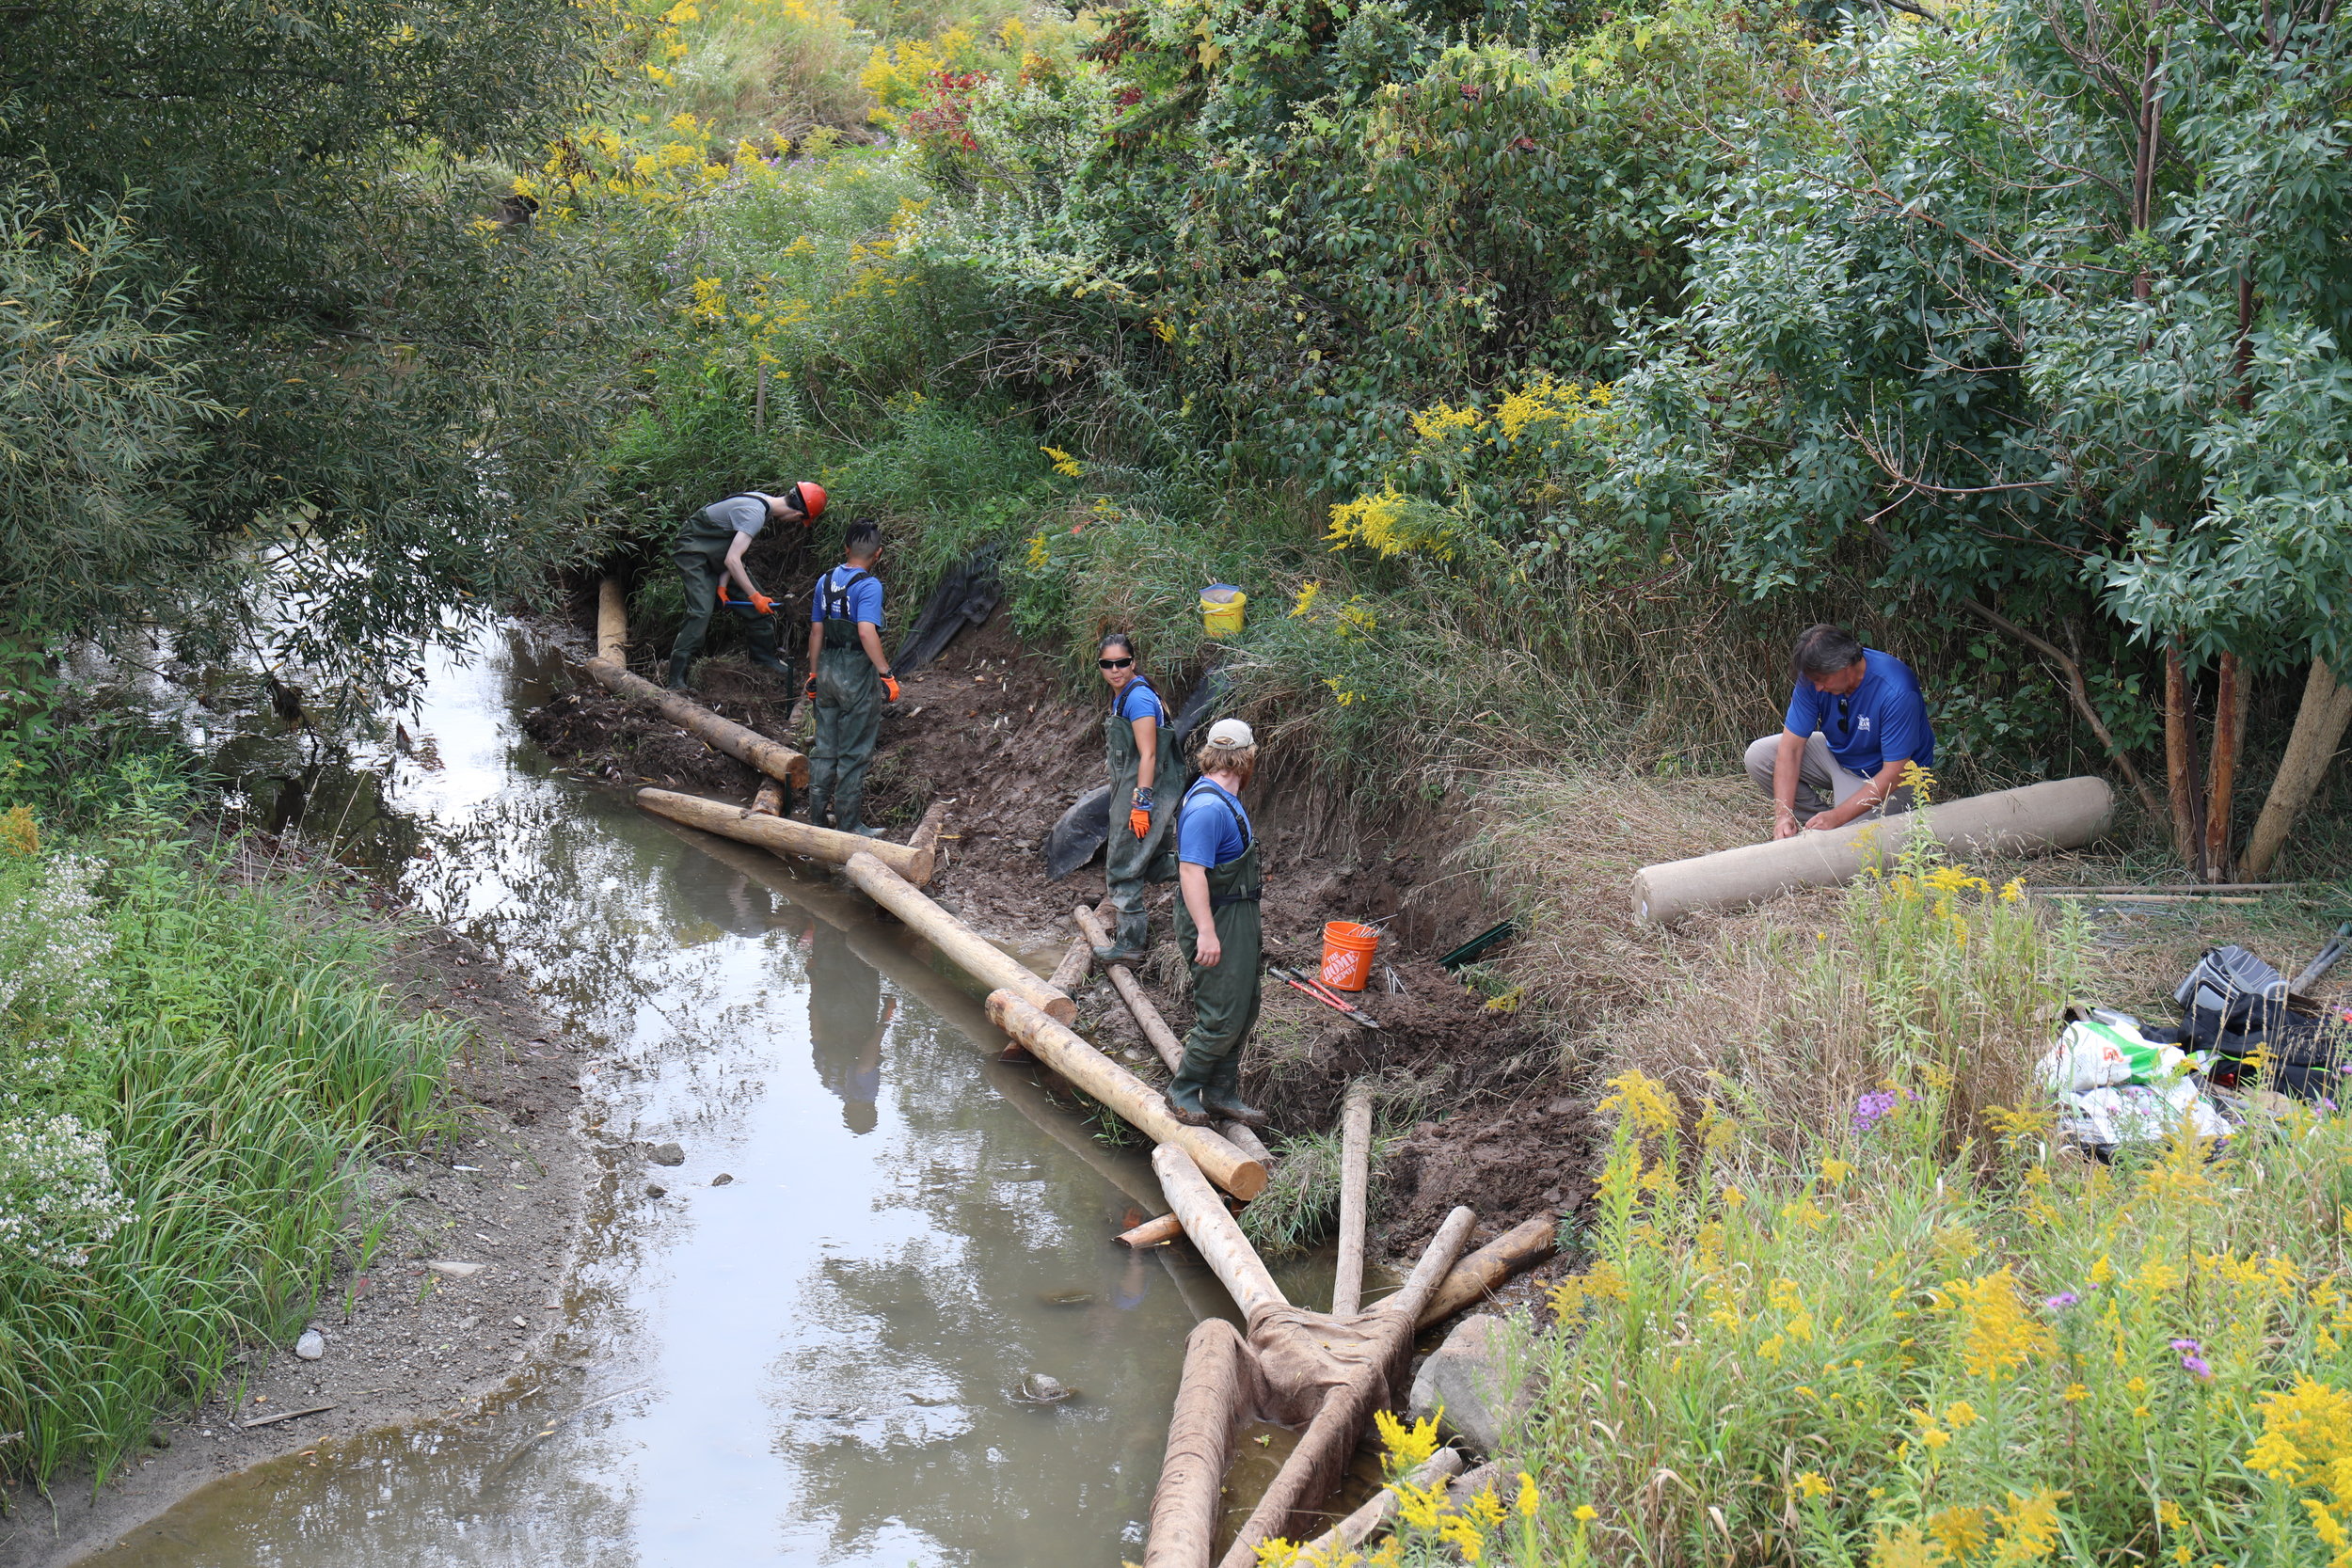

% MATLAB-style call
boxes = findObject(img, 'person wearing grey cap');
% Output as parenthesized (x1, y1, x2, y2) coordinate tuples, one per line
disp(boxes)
(1167, 718, 1268, 1127)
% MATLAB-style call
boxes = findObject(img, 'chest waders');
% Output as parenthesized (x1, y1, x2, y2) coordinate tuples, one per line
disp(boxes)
(1168, 783, 1266, 1126)
(808, 568, 883, 835)
(666, 498, 787, 689)
(1097, 680, 1179, 963)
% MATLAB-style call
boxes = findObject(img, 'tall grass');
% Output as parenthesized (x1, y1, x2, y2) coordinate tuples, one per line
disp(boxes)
(1272, 838, 2352, 1566)
(0, 802, 459, 1487)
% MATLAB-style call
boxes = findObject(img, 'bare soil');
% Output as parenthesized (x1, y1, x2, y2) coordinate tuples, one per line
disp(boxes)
(0, 874, 600, 1566)
(523, 610, 1582, 1263)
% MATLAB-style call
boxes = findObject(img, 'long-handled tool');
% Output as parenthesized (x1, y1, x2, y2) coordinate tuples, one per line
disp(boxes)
(2292, 921, 2352, 1000)
(1268, 964, 1380, 1029)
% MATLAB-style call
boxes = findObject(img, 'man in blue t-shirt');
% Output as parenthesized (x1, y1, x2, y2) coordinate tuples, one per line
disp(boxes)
(1744, 624, 1935, 839)
(803, 522, 898, 837)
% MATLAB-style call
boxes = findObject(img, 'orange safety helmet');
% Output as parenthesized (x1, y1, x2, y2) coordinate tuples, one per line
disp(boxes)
(792, 481, 827, 523)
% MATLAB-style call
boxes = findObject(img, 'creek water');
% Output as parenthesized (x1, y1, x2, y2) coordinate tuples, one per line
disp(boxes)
(76, 626, 1341, 1568)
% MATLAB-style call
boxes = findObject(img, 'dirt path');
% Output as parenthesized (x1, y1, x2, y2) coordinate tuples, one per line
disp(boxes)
(525, 612, 1584, 1265)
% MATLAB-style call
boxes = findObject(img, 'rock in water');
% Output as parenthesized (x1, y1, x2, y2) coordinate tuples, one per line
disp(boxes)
(1406, 1314, 1528, 1457)
(294, 1329, 326, 1361)
(647, 1142, 686, 1166)
(1016, 1372, 1074, 1403)
(710, 1173, 734, 1187)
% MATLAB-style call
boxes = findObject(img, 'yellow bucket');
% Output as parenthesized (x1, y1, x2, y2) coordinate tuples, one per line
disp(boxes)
(1200, 583, 1247, 640)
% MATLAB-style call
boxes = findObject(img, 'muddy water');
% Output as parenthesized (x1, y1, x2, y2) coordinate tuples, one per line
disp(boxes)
(80, 627, 1338, 1568)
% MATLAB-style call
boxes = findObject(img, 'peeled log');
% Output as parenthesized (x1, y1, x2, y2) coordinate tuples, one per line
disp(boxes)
(1151, 1145, 1284, 1312)
(1073, 906, 1274, 1164)
(749, 779, 784, 816)
(1120, 1212, 1185, 1249)
(1331, 1084, 1374, 1316)
(1296, 1448, 1465, 1561)
(596, 578, 628, 662)
(638, 788, 933, 886)
(852, 858, 1074, 1022)
(1144, 1320, 1260, 1568)
(1414, 1213, 1558, 1328)
(1633, 777, 2114, 924)
(581, 656, 810, 789)
(993, 993, 1266, 1200)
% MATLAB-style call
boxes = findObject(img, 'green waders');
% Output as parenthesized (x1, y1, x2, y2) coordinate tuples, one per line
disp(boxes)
(1100, 683, 1178, 961)
(667, 506, 787, 689)
(808, 622, 882, 835)
(1170, 784, 1262, 1124)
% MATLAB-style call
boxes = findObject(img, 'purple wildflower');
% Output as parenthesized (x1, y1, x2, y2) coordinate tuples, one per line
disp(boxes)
(2044, 1292, 2079, 1310)
(1853, 1090, 1900, 1134)
(2181, 1354, 2214, 1381)
(2327, 1098, 2340, 1113)
(2170, 1338, 2201, 1354)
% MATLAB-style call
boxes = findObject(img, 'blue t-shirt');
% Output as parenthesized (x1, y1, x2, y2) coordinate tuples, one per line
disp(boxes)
(811, 565, 883, 627)
(1178, 780, 1252, 868)
(1784, 649, 1934, 776)
(1113, 676, 1168, 725)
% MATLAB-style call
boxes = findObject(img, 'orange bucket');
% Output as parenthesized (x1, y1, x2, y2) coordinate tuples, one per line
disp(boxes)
(1318, 921, 1381, 992)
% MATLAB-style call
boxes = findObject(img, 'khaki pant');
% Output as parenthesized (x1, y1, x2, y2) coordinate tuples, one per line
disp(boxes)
(1744, 732, 1915, 823)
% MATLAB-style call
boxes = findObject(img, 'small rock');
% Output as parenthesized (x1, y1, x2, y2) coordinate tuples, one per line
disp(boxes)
(294, 1329, 326, 1361)
(425, 1259, 485, 1278)
(645, 1184, 667, 1198)
(710, 1173, 734, 1187)
(647, 1142, 686, 1166)
(1406, 1314, 1531, 1457)
(1015, 1372, 1074, 1403)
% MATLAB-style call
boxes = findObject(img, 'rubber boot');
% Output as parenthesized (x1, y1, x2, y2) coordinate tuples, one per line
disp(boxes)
(665, 652, 693, 692)
(804, 790, 831, 830)
(743, 611, 791, 676)
(1200, 1052, 1268, 1127)
(1091, 911, 1150, 966)
(1165, 1039, 1218, 1127)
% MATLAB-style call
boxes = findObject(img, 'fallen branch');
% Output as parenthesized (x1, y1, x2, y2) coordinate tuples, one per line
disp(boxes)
(239, 1403, 334, 1431)
(1963, 597, 2164, 827)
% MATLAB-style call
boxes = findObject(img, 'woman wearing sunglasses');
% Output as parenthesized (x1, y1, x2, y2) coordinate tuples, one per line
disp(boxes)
(1091, 631, 1179, 964)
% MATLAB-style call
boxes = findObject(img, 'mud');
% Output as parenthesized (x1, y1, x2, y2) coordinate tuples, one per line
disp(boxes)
(524, 607, 1584, 1265)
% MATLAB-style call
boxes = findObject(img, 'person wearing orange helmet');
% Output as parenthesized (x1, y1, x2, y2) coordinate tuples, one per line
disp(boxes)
(664, 483, 827, 690)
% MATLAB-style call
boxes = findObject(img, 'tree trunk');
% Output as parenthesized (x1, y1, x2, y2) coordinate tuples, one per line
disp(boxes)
(1330, 1085, 1374, 1317)
(2203, 651, 2241, 879)
(2243, 657, 2352, 877)
(2164, 641, 2206, 875)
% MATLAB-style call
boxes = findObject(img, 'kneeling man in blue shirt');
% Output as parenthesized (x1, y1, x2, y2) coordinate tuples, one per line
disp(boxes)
(1744, 624, 1935, 840)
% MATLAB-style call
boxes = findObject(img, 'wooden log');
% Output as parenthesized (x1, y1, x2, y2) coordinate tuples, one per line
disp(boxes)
(910, 800, 951, 854)
(1144, 1320, 1256, 1568)
(749, 778, 784, 816)
(580, 655, 810, 789)
(1120, 1212, 1186, 1248)
(994, 993, 1264, 1198)
(1332, 1084, 1374, 1316)
(1074, 905, 1274, 1164)
(1150, 1145, 1283, 1310)
(1216, 1208, 1478, 1568)
(851, 855, 1074, 1022)
(596, 577, 629, 663)
(1414, 1214, 1558, 1328)
(1049, 899, 1112, 997)
(1295, 1448, 1465, 1560)
(639, 787, 933, 886)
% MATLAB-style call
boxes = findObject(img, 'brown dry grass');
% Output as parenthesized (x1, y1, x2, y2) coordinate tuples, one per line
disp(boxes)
(1462, 761, 2350, 1154)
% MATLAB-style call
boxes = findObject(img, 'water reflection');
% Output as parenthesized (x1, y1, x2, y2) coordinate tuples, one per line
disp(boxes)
(76, 626, 1241, 1568)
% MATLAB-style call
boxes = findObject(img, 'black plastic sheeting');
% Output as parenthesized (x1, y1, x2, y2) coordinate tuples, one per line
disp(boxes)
(1041, 667, 1229, 882)
(892, 551, 1003, 675)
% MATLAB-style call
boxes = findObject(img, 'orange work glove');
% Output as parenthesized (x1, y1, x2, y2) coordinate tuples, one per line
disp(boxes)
(881, 674, 900, 703)
(751, 592, 774, 615)
(1129, 807, 1151, 838)
(803, 673, 818, 699)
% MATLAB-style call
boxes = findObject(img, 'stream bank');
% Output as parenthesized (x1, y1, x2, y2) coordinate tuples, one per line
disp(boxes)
(526, 610, 1587, 1266)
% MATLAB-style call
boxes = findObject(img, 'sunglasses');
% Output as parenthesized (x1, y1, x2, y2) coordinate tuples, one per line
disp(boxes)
(1099, 657, 1134, 670)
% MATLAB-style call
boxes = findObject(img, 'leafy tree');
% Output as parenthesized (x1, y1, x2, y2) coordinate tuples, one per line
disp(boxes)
(0, 0, 646, 696)
(1599, 0, 2352, 873)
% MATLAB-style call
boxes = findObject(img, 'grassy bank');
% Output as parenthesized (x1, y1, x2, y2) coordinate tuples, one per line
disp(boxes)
(0, 774, 460, 1489)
